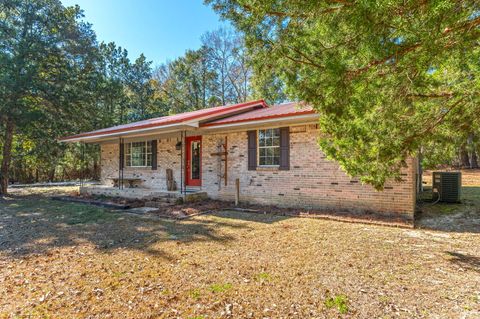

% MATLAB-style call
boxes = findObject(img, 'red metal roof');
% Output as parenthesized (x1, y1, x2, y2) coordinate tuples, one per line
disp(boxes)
(61, 99, 267, 140)
(201, 102, 315, 127)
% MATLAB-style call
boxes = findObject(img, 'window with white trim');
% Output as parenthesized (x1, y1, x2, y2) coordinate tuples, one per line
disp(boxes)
(258, 128, 280, 166)
(125, 141, 152, 167)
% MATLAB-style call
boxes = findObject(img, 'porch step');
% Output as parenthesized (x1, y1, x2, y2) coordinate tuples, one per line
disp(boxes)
(185, 186, 201, 193)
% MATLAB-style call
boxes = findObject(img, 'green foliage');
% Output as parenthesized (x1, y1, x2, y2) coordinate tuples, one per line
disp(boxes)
(324, 294, 349, 314)
(208, 282, 232, 293)
(0, 0, 165, 187)
(0, 3, 290, 189)
(254, 272, 272, 282)
(189, 289, 202, 299)
(206, 0, 480, 188)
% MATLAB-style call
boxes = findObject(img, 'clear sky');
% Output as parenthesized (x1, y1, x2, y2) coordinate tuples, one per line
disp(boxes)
(61, 0, 228, 66)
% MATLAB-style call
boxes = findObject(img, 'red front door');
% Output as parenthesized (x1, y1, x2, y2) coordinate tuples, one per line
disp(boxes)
(185, 136, 202, 186)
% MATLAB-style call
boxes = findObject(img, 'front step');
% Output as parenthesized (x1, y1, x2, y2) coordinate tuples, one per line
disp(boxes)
(185, 186, 201, 193)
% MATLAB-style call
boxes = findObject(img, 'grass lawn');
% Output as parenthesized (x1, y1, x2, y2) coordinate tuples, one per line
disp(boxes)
(0, 188, 479, 318)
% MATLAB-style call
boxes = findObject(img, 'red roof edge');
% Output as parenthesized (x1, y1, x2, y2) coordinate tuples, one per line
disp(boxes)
(60, 99, 268, 141)
(200, 109, 316, 127)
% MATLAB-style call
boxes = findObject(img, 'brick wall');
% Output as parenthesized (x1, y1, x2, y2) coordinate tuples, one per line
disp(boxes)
(201, 124, 416, 219)
(99, 124, 416, 219)
(100, 137, 182, 191)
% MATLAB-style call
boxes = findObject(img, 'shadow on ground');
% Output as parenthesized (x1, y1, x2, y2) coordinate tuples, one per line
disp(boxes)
(416, 186, 480, 233)
(446, 251, 480, 273)
(209, 210, 289, 224)
(0, 195, 278, 260)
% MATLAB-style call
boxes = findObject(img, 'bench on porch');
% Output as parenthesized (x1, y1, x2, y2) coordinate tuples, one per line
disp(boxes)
(110, 178, 143, 188)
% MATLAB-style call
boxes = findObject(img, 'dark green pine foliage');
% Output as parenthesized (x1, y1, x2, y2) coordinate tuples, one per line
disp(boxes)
(206, 0, 480, 189)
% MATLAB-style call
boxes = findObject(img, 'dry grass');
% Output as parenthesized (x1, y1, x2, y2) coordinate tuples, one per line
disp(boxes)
(0, 187, 479, 318)
(8, 185, 80, 197)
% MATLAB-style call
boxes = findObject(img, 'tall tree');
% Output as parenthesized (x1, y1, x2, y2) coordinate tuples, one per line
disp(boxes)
(124, 54, 156, 122)
(202, 28, 252, 104)
(154, 48, 218, 113)
(207, 0, 480, 189)
(153, 27, 272, 113)
(0, 0, 99, 194)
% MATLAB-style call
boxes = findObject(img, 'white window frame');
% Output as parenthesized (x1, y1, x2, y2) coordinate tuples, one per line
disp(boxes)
(257, 128, 280, 167)
(125, 141, 152, 168)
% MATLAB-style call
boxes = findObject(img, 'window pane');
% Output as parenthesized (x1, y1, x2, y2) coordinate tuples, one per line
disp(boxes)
(273, 136, 280, 147)
(259, 130, 265, 142)
(259, 156, 266, 166)
(260, 130, 266, 146)
(273, 156, 280, 165)
(132, 156, 144, 167)
(191, 141, 201, 179)
(267, 148, 274, 157)
(266, 136, 273, 146)
(257, 128, 282, 166)
(273, 147, 280, 157)
(273, 128, 280, 138)
(131, 142, 146, 166)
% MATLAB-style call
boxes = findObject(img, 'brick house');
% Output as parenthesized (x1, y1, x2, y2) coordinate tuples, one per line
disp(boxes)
(61, 100, 417, 221)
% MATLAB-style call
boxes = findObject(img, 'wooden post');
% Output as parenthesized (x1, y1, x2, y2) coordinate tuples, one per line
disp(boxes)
(224, 136, 228, 186)
(235, 178, 240, 206)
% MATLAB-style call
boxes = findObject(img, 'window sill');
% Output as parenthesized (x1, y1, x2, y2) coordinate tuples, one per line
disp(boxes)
(256, 166, 279, 171)
(124, 166, 152, 170)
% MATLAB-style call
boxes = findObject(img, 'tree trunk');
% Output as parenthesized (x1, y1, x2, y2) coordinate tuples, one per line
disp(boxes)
(471, 150, 479, 169)
(48, 167, 56, 182)
(0, 117, 15, 194)
(417, 149, 423, 193)
(460, 144, 470, 168)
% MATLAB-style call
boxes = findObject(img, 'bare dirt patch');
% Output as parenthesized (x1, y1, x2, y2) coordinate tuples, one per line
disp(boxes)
(0, 188, 479, 318)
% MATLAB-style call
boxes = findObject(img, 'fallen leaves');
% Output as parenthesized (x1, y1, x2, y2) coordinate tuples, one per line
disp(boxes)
(0, 189, 479, 318)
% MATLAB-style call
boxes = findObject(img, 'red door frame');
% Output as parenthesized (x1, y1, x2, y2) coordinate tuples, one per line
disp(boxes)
(185, 136, 202, 186)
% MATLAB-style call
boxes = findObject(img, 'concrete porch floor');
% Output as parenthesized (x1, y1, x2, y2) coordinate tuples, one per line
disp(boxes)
(79, 185, 207, 202)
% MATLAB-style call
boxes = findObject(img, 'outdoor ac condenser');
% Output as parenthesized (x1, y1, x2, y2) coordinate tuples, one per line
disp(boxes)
(432, 172, 462, 203)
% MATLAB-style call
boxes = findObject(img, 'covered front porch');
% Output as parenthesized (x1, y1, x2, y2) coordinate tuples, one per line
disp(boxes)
(78, 128, 218, 202)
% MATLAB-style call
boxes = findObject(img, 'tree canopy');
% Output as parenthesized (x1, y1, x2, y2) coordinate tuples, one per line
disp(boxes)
(2, 0, 479, 192)
(0, 1, 285, 193)
(206, 0, 480, 188)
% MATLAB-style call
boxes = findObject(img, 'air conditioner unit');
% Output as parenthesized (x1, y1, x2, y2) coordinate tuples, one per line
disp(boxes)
(432, 172, 462, 203)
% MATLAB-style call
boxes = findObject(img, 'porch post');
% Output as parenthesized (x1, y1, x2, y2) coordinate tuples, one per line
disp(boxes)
(119, 137, 124, 190)
(80, 141, 85, 187)
(180, 131, 185, 195)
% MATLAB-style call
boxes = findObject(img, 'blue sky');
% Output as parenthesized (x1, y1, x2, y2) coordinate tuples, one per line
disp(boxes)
(61, 0, 228, 66)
